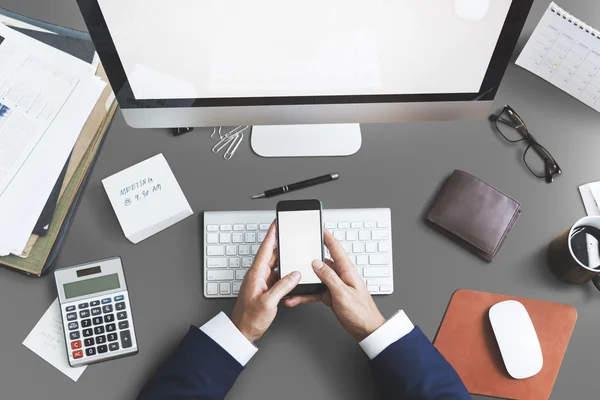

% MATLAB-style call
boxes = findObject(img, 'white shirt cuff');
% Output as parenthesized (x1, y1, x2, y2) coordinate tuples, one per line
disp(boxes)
(359, 310, 414, 360)
(199, 312, 258, 366)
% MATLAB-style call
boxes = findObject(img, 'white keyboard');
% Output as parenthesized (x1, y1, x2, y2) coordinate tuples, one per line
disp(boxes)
(203, 208, 394, 298)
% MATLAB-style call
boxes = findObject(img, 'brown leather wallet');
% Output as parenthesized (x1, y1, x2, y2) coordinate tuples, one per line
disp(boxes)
(426, 170, 521, 262)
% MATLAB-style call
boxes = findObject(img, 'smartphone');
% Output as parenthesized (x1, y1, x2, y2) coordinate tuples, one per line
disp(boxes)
(276, 199, 325, 296)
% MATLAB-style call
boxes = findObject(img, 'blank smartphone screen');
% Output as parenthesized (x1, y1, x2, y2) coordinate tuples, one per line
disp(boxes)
(278, 210, 323, 284)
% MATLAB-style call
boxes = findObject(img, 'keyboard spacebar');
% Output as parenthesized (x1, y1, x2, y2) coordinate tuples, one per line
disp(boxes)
(207, 270, 234, 280)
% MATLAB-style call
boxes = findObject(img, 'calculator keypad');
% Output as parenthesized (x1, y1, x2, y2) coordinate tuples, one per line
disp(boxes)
(62, 292, 136, 364)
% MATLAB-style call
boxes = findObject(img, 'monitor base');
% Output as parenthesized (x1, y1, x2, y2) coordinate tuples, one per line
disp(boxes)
(251, 124, 362, 157)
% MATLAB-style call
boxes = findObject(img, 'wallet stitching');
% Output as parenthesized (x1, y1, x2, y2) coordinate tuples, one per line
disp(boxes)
(491, 208, 521, 256)
(428, 170, 521, 257)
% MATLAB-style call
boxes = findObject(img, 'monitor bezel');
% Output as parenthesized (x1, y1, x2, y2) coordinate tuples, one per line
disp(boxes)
(77, 0, 533, 110)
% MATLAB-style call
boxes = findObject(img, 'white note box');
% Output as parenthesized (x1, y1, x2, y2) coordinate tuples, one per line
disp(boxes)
(102, 154, 193, 243)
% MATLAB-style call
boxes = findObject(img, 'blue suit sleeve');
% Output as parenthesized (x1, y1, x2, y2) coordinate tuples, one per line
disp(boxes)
(369, 326, 470, 400)
(137, 326, 244, 400)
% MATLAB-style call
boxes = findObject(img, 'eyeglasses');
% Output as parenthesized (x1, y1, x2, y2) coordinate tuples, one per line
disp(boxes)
(489, 105, 561, 183)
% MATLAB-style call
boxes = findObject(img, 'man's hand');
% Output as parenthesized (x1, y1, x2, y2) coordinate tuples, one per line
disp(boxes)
(284, 229, 385, 341)
(231, 221, 301, 343)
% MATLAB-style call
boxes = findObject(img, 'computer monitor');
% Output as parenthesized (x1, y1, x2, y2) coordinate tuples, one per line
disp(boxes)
(77, 0, 533, 157)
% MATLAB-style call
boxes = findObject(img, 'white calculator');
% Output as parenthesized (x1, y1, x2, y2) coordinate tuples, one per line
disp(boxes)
(54, 257, 138, 367)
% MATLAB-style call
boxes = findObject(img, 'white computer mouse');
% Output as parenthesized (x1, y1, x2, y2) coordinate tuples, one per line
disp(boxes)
(455, 0, 490, 21)
(489, 300, 543, 379)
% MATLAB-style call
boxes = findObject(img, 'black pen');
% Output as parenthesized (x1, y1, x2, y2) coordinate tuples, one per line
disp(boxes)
(252, 173, 339, 199)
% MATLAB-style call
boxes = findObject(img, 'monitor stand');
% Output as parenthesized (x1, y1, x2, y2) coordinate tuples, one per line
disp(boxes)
(251, 124, 362, 157)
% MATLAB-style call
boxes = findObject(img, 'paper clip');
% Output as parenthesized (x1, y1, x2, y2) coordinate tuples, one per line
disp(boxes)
(211, 125, 249, 160)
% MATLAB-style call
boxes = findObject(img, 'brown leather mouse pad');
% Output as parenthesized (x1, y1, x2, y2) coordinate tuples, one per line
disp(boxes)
(433, 289, 577, 400)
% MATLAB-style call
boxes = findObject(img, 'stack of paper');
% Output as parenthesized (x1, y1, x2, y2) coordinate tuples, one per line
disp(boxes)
(0, 24, 105, 256)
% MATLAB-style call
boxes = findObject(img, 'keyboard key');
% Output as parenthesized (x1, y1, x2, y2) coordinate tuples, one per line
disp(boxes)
(121, 330, 133, 348)
(233, 224, 245, 231)
(223, 245, 236, 256)
(73, 350, 83, 359)
(207, 258, 228, 268)
(229, 258, 240, 268)
(364, 267, 390, 277)
(351, 222, 362, 229)
(70, 331, 80, 340)
(367, 285, 379, 292)
(232, 233, 244, 243)
(118, 321, 129, 330)
(380, 285, 392, 292)
(207, 245, 225, 256)
(372, 230, 389, 240)
(246, 223, 258, 231)
(102, 298, 112, 304)
(356, 255, 368, 265)
(333, 231, 345, 240)
(90, 300, 100, 307)
(85, 347, 96, 356)
(109, 343, 120, 351)
(206, 224, 218, 231)
(236, 269, 247, 280)
(207, 270, 234, 280)
(342, 242, 352, 253)
(238, 245, 252, 256)
(98, 345, 108, 354)
(104, 314, 115, 323)
(106, 323, 116, 332)
(207, 282, 218, 295)
(220, 233, 231, 243)
(206, 233, 218, 244)
(257, 232, 267, 242)
(84, 338, 95, 347)
(359, 231, 370, 241)
(78, 303, 89, 309)
(79, 310, 90, 318)
(219, 282, 231, 295)
(93, 317, 103, 325)
(114, 295, 124, 302)
(377, 221, 390, 228)
(242, 257, 253, 268)
(367, 279, 388, 286)
(259, 224, 270, 230)
(96, 335, 106, 344)
(364, 221, 376, 228)
(115, 302, 126, 311)
(378, 242, 390, 252)
(107, 333, 118, 342)
(233, 281, 242, 294)
(251, 244, 260, 255)
(366, 243, 377, 253)
(346, 231, 358, 241)
(245, 232, 256, 243)
(220, 224, 232, 231)
(117, 311, 128, 320)
(353, 242, 365, 253)
(83, 328, 93, 337)
(66, 306, 76, 312)
(369, 255, 390, 265)
(66, 312, 77, 321)
(68, 322, 79, 331)
(91, 307, 101, 316)
(103, 305, 113, 313)
(94, 326, 105, 335)
(71, 340, 82, 350)
(338, 222, 350, 229)
(325, 222, 336, 229)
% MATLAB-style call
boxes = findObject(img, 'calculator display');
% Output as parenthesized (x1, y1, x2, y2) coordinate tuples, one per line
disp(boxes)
(63, 273, 120, 299)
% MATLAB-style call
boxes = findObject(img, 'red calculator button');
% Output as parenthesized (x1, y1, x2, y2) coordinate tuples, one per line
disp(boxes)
(72, 350, 83, 359)
(71, 340, 82, 350)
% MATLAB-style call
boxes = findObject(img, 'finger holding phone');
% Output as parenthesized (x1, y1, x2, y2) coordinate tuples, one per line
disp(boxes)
(285, 229, 386, 341)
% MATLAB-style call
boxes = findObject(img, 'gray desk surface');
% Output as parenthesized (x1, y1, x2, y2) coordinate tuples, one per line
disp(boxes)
(1, 0, 599, 399)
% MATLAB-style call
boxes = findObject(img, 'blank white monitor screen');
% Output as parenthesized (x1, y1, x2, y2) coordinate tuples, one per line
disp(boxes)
(98, 0, 512, 100)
